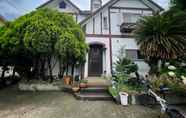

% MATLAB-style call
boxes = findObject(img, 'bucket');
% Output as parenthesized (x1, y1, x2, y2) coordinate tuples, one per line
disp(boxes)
(119, 92, 128, 106)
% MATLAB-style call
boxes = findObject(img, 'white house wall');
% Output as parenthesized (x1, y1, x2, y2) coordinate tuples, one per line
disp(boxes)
(85, 8, 109, 34)
(112, 37, 150, 76)
(112, 0, 149, 9)
(42, 0, 79, 13)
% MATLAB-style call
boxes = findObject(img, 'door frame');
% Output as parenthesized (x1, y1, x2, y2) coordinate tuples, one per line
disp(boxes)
(88, 44, 103, 77)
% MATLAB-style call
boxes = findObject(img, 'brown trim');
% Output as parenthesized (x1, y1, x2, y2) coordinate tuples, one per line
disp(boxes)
(80, 0, 119, 25)
(93, 18, 95, 34)
(110, 6, 152, 11)
(108, 7, 112, 74)
(86, 34, 134, 38)
(100, 12, 103, 34)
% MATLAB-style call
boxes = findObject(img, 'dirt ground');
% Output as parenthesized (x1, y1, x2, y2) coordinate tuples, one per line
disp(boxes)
(0, 87, 185, 118)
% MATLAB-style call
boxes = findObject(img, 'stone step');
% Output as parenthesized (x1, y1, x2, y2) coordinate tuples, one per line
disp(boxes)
(74, 92, 113, 101)
(80, 87, 108, 93)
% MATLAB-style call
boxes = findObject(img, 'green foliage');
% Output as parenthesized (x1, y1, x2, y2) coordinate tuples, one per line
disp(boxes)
(0, 8, 88, 81)
(151, 75, 186, 96)
(134, 13, 186, 60)
(171, 0, 186, 10)
(115, 57, 138, 75)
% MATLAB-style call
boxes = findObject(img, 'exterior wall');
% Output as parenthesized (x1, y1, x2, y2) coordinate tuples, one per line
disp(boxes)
(112, 0, 149, 8)
(85, 8, 109, 35)
(110, 8, 153, 35)
(111, 37, 150, 76)
(84, 37, 111, 78)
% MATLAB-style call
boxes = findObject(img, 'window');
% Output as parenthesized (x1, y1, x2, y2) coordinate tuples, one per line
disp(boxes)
(126, 50, 144, 60)
(59, 1, 66, 9)
(103, 17, 108, 30)
(123, 13, 141, 23)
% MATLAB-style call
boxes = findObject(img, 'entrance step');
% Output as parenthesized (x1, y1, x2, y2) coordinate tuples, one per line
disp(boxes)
(80, 87, 108, 93)
(74, 78, 113, 101)
(86, 77, 112, 87)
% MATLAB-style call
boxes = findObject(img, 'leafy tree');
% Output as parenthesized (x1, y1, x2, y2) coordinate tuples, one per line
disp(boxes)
(0, 8, 88, 83)
(134, 12, 186, 74)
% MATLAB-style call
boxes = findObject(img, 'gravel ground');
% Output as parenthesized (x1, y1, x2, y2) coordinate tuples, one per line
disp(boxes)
(0, 87, 185, 118)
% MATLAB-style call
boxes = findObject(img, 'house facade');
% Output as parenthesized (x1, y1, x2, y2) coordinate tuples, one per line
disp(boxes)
(0, 15, 5, 27)
(39, 0, 163, 78)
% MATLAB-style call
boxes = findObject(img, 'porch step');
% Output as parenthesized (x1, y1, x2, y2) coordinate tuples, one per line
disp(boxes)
(74, 92, 113, 101)
(80, 87, 108, 93)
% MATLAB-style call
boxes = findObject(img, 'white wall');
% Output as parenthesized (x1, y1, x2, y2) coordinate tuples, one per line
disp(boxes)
(111, 37, 150, 75)
(112, 0, 149, 8)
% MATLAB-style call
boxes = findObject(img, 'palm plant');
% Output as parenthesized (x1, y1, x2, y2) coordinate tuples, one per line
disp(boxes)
(171, 0, 186, 10)
(134, 12, 186, 74)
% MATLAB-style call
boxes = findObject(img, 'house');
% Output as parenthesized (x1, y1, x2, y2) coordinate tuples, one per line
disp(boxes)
(39, 0, 163, 78)
(0, 15, 6, 27)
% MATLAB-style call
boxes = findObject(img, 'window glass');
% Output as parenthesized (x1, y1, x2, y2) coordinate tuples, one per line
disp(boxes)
(126, 50, 144, 60)
(59, 1, 66, 9)
(123, 13, 141, 23)
(103, 17, 108, 30)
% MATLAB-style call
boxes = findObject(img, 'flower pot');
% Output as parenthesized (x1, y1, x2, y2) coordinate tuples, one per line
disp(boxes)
(119, 92, 129, 106)
(63, 76, 72, 85)
(72, 87, 80, 92)
(114, 95, 121, 104)
(79, 83, 87, 88)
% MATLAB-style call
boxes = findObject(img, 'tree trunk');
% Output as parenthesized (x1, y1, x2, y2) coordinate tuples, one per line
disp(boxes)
(59, 58, 63, 79)
(47, 56, 53, 83)
(12, 66, 16, 79)
(1, 65, 7, 86)
(71, 63, 75, 77)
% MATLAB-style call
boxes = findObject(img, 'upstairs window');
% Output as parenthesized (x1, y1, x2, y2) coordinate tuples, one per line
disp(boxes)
(59, 1, 66, 9)
(103, 17, 108, 30)
(123, 13, 141, 23)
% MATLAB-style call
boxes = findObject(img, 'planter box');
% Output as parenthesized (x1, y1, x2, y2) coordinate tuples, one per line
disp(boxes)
(129, 93, 186, 105)
(18, 83, 62, 91)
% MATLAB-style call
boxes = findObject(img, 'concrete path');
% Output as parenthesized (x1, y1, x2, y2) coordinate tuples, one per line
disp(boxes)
(0, 87, 185, 118)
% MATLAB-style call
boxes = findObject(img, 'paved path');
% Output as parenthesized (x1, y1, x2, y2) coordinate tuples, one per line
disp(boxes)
(0, 87, 185, 118)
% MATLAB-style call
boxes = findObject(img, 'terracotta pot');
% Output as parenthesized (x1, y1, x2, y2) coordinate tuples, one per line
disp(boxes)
(64, 76, 72, 85)
(72, 87, 80, 92)
(79, 83, 87, 88)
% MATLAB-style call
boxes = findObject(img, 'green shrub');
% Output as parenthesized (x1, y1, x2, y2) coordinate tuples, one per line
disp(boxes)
(115, 57, 138, 75)
(151, 75, 186, 96)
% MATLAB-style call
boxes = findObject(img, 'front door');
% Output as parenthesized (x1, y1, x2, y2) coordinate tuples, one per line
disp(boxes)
(88, 45, 103, 76)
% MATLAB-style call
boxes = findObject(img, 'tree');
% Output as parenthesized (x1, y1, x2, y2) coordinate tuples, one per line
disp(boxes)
(134, 12, 186, 74)
(171, 0, 186, 10)
(0, 8, 88, 83)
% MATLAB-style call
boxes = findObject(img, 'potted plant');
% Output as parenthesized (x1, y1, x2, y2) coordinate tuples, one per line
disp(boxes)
(79, 80, 88, 88)
(72, 86, 80, 92)
(109, 86, 120, 104)
(63, 75, 72, 85)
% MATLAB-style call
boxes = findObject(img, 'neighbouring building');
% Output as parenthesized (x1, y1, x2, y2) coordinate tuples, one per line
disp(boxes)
(39, 0, 163, 78)
(0, 15, 6, 27)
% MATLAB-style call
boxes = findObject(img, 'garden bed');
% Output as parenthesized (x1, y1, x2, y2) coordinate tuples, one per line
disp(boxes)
(18, 80, 72, 92)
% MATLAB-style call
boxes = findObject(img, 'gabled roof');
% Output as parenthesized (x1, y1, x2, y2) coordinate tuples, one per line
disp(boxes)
(37, 0, 81, 12)
(80, 0, 164, 25)
(80, 0, 118, 25)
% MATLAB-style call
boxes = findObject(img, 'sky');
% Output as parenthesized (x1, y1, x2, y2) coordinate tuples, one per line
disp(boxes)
(0, 0, 170, 20)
